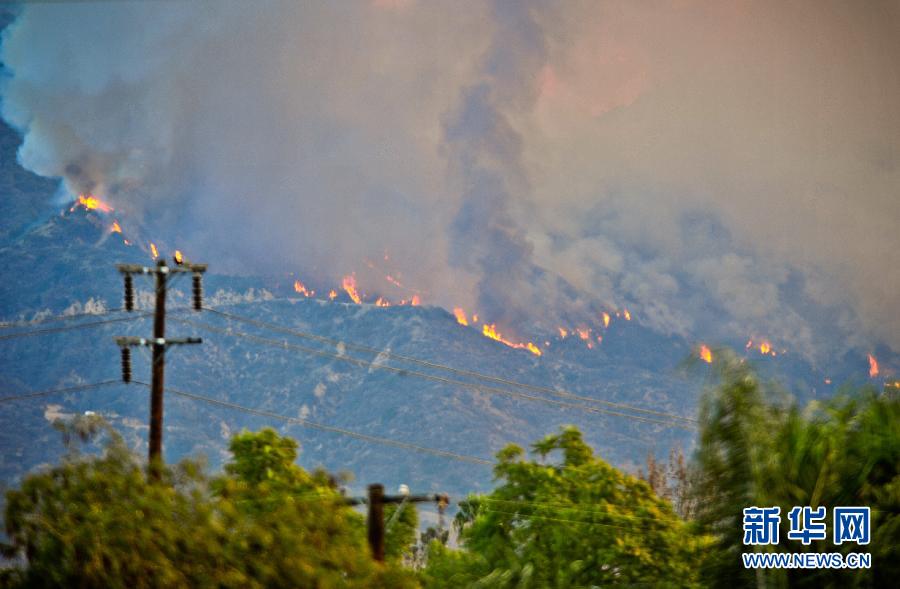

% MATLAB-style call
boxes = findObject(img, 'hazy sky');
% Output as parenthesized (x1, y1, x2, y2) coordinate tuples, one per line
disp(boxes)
(2, 0, 898, 360)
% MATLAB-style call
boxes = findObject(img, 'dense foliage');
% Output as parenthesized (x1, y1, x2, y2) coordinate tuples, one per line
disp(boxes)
(421, 426, 710, 588)
(693, 351, 899, 588)
(1, 420, 416, 588)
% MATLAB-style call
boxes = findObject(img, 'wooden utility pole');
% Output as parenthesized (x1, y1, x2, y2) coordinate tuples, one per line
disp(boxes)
(357, 484, 449, 562)
(367, 484, 386, 562)
(149, 259, 167, 467)
(116, 256, 206, 477)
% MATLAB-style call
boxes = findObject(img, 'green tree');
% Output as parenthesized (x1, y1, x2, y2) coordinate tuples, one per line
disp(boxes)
(422, 426, 710, 588)
(693, 351, 900, 588)
(2, 420, 418, 588)
(384, 500, 419, 563)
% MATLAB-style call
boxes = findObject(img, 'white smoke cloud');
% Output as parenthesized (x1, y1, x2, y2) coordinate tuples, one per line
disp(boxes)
(2, 0, 898, 358)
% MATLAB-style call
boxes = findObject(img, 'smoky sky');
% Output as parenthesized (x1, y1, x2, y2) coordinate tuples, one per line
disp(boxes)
(2, 0, 899, 359)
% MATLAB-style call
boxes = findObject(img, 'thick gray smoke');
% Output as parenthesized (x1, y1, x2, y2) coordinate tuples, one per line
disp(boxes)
(2, 0, 899, 359)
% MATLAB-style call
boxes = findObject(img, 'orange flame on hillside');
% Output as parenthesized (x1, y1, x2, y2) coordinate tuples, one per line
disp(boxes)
(411, 294, 420, 306)
(525, 342, 542, 356)
(70, 194, 113, 213)
(699, 345, 713, 363)
(759, 341, 771, 355)
(174, 250, 184, 265)
(149, 243, 159, 260)
(601, 312, 610, 328)
(623, 309, 631, 321)
(341, 275, 362, 304)
(293, 280, 311, 297)
(481, 323, 501, 341)
(328, 289, 337, 301)
(868, 354, 879, 378)
(558, 327, 568, 338)
(110, 221, 122, 234)
(453, 308, 468, 326)
(375, 297, 390, 307)
(576, 328, 590, 341)
(482, 324, 542, 356)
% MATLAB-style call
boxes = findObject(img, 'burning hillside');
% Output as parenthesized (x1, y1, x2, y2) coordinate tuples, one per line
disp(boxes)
(54, 190, 899, 382)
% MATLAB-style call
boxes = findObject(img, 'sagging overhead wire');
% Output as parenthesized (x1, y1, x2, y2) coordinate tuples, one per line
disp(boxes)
(0, 380, 121, 404)
(0, 314, 151, 342)
(170, 314, 694, 431)
(0, 307, 128, 329)
(129, 380, 493, 466)
(202, 306, 696, 426)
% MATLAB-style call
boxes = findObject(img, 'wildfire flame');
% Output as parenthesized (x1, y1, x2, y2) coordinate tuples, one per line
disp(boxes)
(174, 250, 184, 265)
(110, 221, 122, 234)
(70, 194, 113, 213)
(267, 268, 651, 359)
(746, 338, 777, 356)
(482, 324, 500, 340)
(868, 354, 879, 378)
(482, 324, 542, 356)
(341, 275, 362, 304)
(699, 344, 713, 364)
(149, 243, 159, 260)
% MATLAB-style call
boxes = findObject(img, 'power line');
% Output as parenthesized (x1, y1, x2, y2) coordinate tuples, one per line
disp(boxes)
(0, 380, 120, 404)
(202, 306, 696, 425)
(475, 497, 680, 525)
(0, 308, 127, 329)
(0, 314, 150, 342)
(480, 507, 665, 532)
(131, 380, 494, 466)
(171, 314, 694, 431)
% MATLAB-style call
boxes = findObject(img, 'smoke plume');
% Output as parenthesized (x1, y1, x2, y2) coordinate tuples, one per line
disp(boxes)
(2, 0, 899, 359)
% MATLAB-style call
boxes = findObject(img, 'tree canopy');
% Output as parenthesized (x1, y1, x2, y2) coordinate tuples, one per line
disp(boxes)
(1, 420, 416, 588)
(693, 351, 900, 588)
(422, 426, 710, 588)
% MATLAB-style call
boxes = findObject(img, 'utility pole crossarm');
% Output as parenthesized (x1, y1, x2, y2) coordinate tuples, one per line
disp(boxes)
(117, 263, 207, 275)
(116, 336, 203, 347)
(342, 492, 449, 506)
